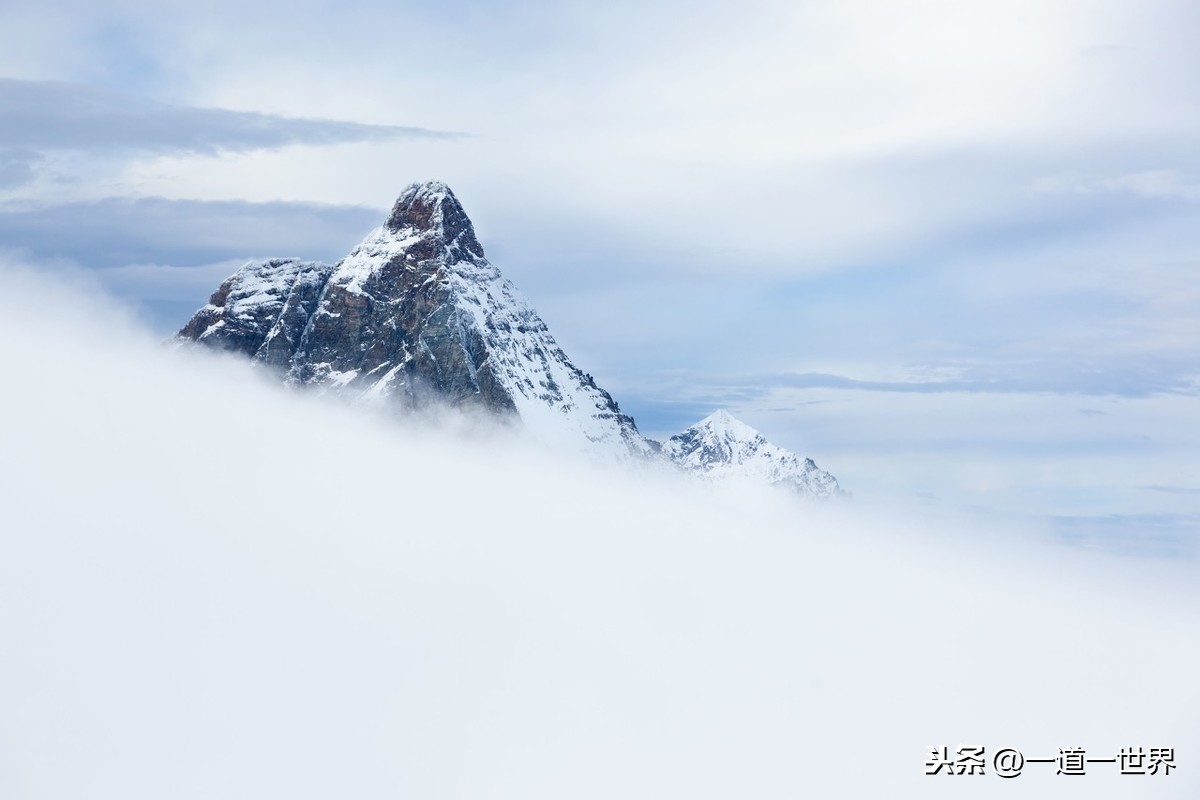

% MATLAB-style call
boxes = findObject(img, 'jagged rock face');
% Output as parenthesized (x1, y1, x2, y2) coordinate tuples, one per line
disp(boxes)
(664, 410, 843, 498)
(178, 258, 331, 370)
(178, 181, 652, 458)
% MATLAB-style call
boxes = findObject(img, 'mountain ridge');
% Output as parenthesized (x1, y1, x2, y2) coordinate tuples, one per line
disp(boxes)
(177, 180, 841, 493)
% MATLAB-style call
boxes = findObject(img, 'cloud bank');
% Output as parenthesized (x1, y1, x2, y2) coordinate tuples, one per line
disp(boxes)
(1, 261, 1198, 799)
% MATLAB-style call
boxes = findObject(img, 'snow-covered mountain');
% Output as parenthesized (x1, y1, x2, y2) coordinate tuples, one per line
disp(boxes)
(177, 180, 842, 493)
(663, 410, 843, 498)
(178, 181, 652, 458)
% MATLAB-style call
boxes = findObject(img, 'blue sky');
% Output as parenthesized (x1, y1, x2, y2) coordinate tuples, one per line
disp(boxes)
(1, 0, 1197, 539)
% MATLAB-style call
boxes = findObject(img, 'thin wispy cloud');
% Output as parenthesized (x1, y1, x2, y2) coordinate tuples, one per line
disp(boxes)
(0, 78, 467, 191)
(0, 77, 465, 154)
(0, 147, 39, 189)
(1035, 169, 1200, 201)
(755, 367, 1200, 398)
(1144, 485, 1200, 496)
(0, 196, 382, 267)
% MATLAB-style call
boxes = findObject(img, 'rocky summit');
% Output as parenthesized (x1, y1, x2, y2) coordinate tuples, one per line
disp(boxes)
(178, 181, 842, 492)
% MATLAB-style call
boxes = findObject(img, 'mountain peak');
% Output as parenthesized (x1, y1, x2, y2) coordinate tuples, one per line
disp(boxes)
(385, 180, 482, 258)
(177, 180, 652, 459)
(664, 411, 843, 498)
(390, 179, 453, 212)
(694, 409, 760, 441)
(173, 180, 840, 483)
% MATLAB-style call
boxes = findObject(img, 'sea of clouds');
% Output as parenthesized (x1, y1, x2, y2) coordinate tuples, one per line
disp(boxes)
(1, 260, 1197, 799)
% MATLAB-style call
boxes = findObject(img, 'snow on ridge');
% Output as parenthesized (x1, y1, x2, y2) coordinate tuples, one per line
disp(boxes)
(435, 236, 652, 458)
(396, 179, 452, 204)
(329, 226, 422, 295)
(249, 184, 647, 458)
(332, 181, 480, 296)
(691, 409, 764, 445)
(223, 258, 330, 313)
(180, 257, 333, 345)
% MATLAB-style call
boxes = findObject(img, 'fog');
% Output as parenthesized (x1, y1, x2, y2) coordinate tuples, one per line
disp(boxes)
(1, 262, 1197, 799)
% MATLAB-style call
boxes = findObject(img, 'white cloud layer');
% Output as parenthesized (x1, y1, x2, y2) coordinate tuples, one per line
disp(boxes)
(2, 260, 1199, 799)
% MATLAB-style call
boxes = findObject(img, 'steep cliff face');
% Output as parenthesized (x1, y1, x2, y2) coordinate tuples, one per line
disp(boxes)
(178, 181, 652, 457)
(177, 258, 332, 371)
(663, 410, 844, 498)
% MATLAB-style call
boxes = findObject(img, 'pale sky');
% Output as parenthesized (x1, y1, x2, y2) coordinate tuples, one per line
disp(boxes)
(1, 0, 1197, 537)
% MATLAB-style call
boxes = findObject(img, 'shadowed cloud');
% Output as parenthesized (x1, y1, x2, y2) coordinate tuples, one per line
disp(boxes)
(0, 196, 383, 268)
(0, 149, 40, 188)
(0, 77, 465, 160)
(758, 369, 1200, 398)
